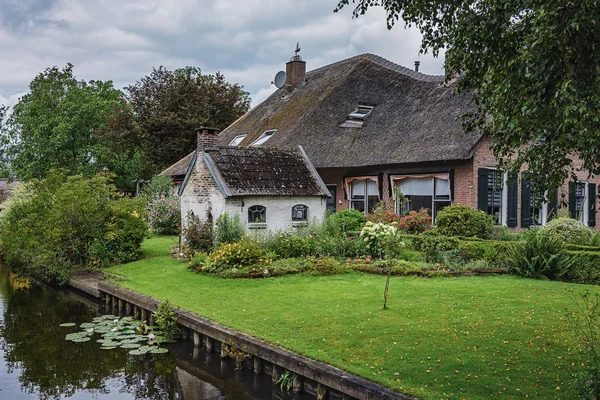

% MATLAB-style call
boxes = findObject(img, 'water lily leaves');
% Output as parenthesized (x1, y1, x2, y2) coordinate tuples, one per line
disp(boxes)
(100, 346, 117, 350)
(129, 349, 147, 356)
(120, 343, 141, 349)
(59, 322, 77, 327)
(150, 348, 168, 354)
(71, 337, 91, 343)
(79, 322, 96, 329)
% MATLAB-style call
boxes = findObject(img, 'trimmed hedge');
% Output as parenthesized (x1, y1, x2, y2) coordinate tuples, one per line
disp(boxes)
(562, 250, 600, 285)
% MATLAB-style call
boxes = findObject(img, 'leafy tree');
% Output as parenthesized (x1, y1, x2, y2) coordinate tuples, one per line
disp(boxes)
(2, 64, 140, 189)
(336, 0, 600, 195)
(124, 66, 251, 173)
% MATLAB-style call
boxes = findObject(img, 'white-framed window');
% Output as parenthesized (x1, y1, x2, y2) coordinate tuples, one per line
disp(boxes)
(248, 205, 266, 223)
(250, 130, 277, 146)
(574, 182, 588, 223)
(292, 204, 308, 221)
(345, 178, 379, 215)
(229, 134, 246, 146)
(528, 190, 548, 226)
(391, 174, 451, 223)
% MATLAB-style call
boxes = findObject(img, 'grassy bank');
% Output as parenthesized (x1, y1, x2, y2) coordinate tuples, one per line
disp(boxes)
(107, 238, 596, 399)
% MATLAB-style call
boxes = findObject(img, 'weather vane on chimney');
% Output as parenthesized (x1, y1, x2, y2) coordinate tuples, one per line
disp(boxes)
(291, 42, 302, 61)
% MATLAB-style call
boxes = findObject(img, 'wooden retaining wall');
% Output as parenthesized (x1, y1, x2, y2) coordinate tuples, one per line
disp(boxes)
(97, 281, 415, 400)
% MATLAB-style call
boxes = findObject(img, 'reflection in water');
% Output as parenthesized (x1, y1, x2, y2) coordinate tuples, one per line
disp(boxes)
(0, 268, 307, 400)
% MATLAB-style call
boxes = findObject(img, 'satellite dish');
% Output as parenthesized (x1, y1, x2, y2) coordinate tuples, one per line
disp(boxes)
(273, 71, 287, 88)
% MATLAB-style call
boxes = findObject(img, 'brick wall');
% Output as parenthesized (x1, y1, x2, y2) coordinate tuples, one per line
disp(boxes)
(471, 135, 600, 230)
(285, 59, 306, 88)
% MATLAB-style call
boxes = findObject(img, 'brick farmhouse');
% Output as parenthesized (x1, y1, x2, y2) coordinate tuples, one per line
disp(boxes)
(164, 52, 599, 230)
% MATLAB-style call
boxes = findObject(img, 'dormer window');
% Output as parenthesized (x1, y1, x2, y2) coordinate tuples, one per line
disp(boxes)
(229, 134, 246, 146)
(250, 130, 277, 146)
(340, 105, 374, 128)
(348, 105, 374, 121)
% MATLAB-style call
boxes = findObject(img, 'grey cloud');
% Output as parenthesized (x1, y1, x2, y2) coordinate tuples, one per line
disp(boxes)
(0, 0, 444, 108)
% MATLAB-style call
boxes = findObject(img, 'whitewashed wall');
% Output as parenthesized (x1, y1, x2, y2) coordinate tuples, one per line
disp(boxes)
(180, 156, 327, 232)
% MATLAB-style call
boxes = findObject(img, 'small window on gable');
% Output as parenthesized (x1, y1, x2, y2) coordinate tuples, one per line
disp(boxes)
(250, 130, 276, 146)
(292, 204, 308, 221)
(229, 134, 246, 146)
(341, 105, 374, 128)
(248, 205, 266, 223)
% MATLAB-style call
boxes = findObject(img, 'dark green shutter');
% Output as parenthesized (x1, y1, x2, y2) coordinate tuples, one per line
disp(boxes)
(507, 174, 518, 227)
(548, 190, 558, 222)
(569, 182, 577, 219)
(449, 169, 455, 201)
(521, 177, 531, 227)
(588, 183, 597, 227)
(477, 168, 489, 211)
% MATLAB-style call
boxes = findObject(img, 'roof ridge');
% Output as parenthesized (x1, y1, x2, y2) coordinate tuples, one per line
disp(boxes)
(307, 53, 445, 82)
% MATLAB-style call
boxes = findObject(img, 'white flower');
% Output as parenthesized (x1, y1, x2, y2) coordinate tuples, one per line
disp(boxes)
(263, 269, 269, 275)
(148, 333, 156, 340)
(232, 267, 238, 272)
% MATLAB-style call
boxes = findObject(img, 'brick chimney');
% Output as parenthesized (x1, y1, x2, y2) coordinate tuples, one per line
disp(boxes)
(197, 126, 219, 152)
(285, 43, 306, 88)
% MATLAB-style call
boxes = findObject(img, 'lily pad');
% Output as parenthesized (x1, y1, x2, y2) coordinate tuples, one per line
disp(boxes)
(59, 322, 77, 327)
(120, 343, 141, 349)
(70, 337, 91, 343)
(79, 323, 96, 329)
(100, 346, 117, 350)
(129, 349, 147, 356)
(149, 348, 168, 354)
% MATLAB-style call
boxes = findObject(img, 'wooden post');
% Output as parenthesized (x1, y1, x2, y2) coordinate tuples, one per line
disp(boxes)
(293, 373, 303, 394)
(272, 365, 281, 384)
(341, 394, 352, 400)
(192, 347, 199, 360)
(193, 332, 201, 348)
(205, 336, 214, 353)
(141, 308, 147, 322)
(220, 343, 228, 359)
(317, 383, 328, 400)
(112, 298, 118, 314)
(105, 294, 111, 309)
(125, 302, 132, 315)
(253, 356, 263, 375)
(117, 299, 123, 316)
(149, 312, 154, 325)
(134, 306, 140, 319)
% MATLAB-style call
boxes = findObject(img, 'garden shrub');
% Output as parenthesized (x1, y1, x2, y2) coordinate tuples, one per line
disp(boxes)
(199, 239, 272, 276)
(360, 221, 403, 258)
(421, 232, 460, 262)
(182, 210, 213, 256)
(435, 205, 494, 238)
(538, 217, 593, 245)
(367, 208, 402, 225)
(307, 257, 346, 275)
(397, 210, 432, 234)
(153, 299, 180, 340)
(591, 231, 600, 247)
(507, 229, 566, 279)
(268, 258, 310, 276)
(98, 197, 148, 264)
(0, 173, 148, 285)
(147, 193, 180, 235)
(264, 231, 313, 259)
(561, 251, 600, 285)
(188, 252, 209, 271)
(325, 209, 366, 235)
(213, 212, 245, 245)
(487, 225, 512, 241)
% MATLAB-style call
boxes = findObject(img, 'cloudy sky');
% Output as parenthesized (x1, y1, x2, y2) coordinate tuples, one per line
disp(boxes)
(0, 0, 444, 108)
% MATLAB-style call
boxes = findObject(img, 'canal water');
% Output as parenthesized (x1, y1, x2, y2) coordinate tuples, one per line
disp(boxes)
(0, 269, 311, 400)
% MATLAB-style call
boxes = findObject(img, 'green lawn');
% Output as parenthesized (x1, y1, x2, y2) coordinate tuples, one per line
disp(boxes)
(108, 240, 597, 399)
(140, 235, 178, 258)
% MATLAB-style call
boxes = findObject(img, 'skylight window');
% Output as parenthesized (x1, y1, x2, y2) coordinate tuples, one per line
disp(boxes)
(250, 130, 277, 146)
(229, 134, 246, 146)
(348, 105, 374, 121)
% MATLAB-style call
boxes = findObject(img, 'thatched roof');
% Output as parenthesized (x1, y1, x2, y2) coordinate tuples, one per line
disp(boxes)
(217, 53, 481, 168)
(201, 146, 330, 197)
(159, 151, 194, 177)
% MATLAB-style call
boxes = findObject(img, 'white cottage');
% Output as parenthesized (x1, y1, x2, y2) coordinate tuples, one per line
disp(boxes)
(179, 127, 330, 231)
